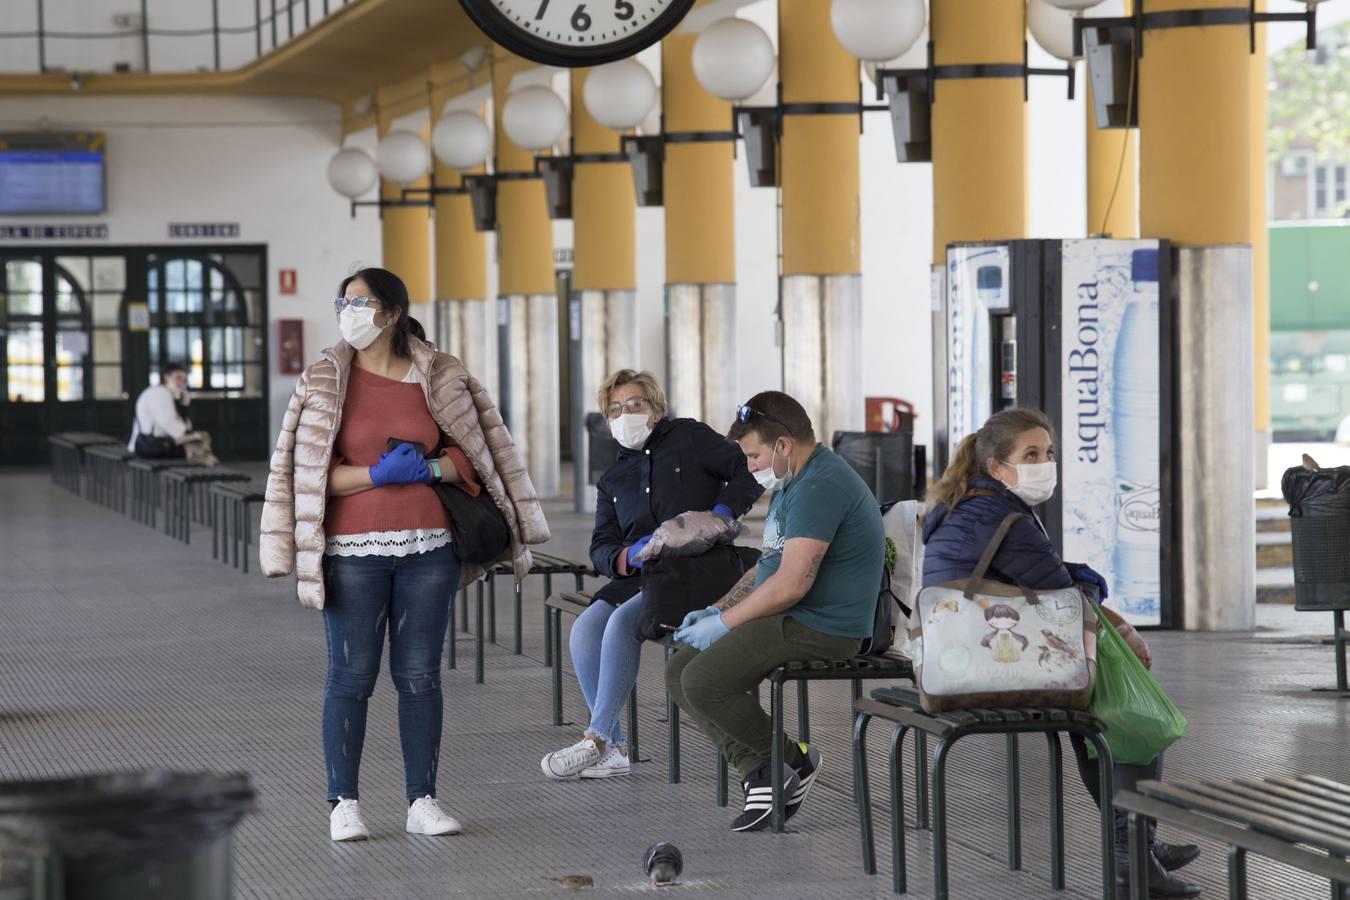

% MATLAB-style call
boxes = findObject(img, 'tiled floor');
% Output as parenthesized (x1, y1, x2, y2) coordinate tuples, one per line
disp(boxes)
(0, 468, 1346, 899)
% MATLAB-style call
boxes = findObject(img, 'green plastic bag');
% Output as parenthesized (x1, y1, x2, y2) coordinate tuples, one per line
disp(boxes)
(1087, 608, 1188, 765)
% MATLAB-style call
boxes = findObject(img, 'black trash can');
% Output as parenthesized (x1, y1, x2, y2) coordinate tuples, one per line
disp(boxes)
(0, 771, 255, 900)
(832, 430, 915, 505)
(1281, 461, 1350, 611)
(586, 412, 621, 483)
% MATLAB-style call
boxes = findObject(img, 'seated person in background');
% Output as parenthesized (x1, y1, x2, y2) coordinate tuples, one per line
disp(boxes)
(128, 361, 218, 465)
(540, 369, 761, 781)
(921, 407, 1200, 900)
(666, 391, 884, 832)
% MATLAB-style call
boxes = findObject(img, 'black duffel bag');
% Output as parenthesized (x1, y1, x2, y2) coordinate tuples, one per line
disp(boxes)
(636, 544, 761, 641)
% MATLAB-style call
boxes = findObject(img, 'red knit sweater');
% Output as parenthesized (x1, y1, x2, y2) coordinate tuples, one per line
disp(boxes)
(325, 365, 451, 537)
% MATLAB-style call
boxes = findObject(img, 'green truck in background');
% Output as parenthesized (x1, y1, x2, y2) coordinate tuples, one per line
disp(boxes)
(1271, 221, 1350, 442)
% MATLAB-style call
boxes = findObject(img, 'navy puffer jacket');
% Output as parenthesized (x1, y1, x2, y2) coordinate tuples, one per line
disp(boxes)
(921, 475, 1074, 590)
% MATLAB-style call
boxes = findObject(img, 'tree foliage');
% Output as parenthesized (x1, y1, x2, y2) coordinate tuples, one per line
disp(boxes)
(1268, 23, 1350, 166)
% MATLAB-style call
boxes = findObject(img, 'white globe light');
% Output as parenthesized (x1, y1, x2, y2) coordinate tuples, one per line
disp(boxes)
(431, 111, 491, 170)
(502, 85, 568, 151)
(583, 60, 658, 131)
(1041, 0, 1103, 10)
(1027, 0, 1077, 62)
(375, 131, 429, 185)
(692, 18, 776, 102)
(326, 147, 377, 198)
(830, 0, 925, 63)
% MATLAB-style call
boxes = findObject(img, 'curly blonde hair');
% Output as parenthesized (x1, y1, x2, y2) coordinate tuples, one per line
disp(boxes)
(597, 369, 668, 420)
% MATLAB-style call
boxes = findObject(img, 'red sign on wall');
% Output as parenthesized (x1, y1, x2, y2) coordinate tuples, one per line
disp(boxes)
(279, 269, 297, 294)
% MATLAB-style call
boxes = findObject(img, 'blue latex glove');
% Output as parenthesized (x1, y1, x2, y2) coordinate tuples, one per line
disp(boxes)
(626, 535, 653, 569)
(1067, 563, 1109, 601)
(369, 443, 429, 487)
(675, 610, 729, 650)
(712, 503, 734, 519)
(679, 606, 719, 631)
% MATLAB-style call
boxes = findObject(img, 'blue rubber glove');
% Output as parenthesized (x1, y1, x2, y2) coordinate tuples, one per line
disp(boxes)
(369, 443, 429, 487)
(626, 535, 653, 569)
(1067, 563, 1109, 601)
(679, 606, 719, 631)
(712, 503, 734, 519)
(675, 610, 730, 650)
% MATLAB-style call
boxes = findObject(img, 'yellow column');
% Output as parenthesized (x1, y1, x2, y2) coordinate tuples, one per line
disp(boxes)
(779, 0, 859, 276)
(930, 0, 1027, 263)
(570, 70, 636, 292)
(376, 110, 432, 303)
(1251, 2, 1271, 486)
(1085, 2, 1138, 238)
(493, 53, 555, 297)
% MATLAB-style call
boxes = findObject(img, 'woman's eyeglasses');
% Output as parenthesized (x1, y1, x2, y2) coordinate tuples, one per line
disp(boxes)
(736, 403, 792, 435)
(607, 397, 650, 418)
(333, 296, 382, 315)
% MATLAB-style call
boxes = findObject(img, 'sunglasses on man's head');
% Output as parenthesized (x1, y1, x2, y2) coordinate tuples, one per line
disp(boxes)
(736, 403, 792, 435)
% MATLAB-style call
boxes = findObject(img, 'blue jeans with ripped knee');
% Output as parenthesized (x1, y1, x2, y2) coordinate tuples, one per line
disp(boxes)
(321, 544, 458, 801)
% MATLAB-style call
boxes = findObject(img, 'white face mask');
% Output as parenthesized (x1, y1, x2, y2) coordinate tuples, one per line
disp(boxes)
(610, 413, 653, 450)
(1005, 461, 1057, 506)
(753, 442, 793, 492)
(340, 306, 386, 350)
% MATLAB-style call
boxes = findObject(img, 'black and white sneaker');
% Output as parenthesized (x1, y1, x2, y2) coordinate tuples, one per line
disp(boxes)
(731, 760, 800, 833)
(784, 741, 823, 823)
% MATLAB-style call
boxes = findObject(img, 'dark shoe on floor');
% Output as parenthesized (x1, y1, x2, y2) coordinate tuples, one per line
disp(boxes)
(1116, 852, 1203, 898)
(1152, 840, 1201, 872)
(731, 760, 800, 833)
(784, 741, 822, 823)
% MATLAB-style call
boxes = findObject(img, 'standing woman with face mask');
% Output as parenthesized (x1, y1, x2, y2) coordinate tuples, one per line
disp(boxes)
(539, 369, 762, 780)
(920, 408, 1200, 899)
(260, 267, 550, 842)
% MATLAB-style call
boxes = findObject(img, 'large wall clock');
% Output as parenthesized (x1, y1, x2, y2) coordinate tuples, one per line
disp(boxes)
(459, 0, 695, 67)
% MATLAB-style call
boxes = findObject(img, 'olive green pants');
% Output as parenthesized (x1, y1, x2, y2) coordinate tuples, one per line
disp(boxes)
(664, 614, 860, 779)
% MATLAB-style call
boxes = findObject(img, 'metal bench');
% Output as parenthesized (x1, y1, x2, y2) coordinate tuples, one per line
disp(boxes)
(160, 467, 251, 545)
(209, 481, 267, 572)
(126, 458, 205, 528)
(83, 444, 134, 513)
(1117, 777, 1350, 900)
(47, 432, 122, 495)
(855, 686, 1115, 900)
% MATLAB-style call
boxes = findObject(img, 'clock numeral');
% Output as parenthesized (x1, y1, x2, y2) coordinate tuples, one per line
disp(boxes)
(614, 0, 634, 20)
(534, 0, 549, 19)
(570, 3, 591, 30)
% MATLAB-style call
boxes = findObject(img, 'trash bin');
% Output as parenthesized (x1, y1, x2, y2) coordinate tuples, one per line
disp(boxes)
(0, 770, 255, 900)
(1281, 460, 1350, 611)
(832, 430, 916, 505)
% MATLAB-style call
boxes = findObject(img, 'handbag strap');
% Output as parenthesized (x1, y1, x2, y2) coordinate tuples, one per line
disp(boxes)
(963, 512, 1039, 605)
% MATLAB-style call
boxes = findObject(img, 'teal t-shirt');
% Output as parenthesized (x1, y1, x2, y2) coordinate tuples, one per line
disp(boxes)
(754, 445, 885, 639)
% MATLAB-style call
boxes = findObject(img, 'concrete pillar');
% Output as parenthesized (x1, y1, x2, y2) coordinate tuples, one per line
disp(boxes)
(1251, 1, 1271, 489)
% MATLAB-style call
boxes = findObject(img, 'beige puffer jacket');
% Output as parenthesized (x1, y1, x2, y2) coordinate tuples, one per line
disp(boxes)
(260, 337, 550, 608)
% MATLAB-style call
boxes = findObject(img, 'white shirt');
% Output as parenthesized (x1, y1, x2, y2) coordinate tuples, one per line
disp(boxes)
(128, 384, 189, 450)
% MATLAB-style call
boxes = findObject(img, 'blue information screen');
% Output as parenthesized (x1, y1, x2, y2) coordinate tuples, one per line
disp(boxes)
(0, 149, 106, 215)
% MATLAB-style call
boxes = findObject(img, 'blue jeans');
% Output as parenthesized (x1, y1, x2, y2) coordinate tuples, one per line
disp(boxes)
(321, 544, 459, 801)
(569, 594, 644, 747)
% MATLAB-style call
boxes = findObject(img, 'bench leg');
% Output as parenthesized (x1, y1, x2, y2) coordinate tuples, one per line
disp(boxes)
(1006, 733, 1022, 871)
(1128, 811, 1149, 900)
(1046, 733, 1065, 891)
(447, 588, 458, 670)
(931, 736, 955, 900)
(717, 753, 728, 808)
(771, 680, 785, 833)
(551, 608, 564, 726)
(488, 576, 497, 645)
(1335, 610, 1347, 694)
(514, 580, 523, 655)
(475, 584, 485, 685)
(915, 731, 930, 830)
(1089, 733, 1118, 900)
(210, 492, 219, 561)
(852, 678, 862, 702)
(1225, 845, 1248, 900)
(460, 581, 470, 633)
(888, 722, 909, 896)
(852, 711, 876, 876)
(543, 573, 554, 667)
(797, 679, 810, 743)
(666, 644, 680, 785)
(628, 684, 639, 761)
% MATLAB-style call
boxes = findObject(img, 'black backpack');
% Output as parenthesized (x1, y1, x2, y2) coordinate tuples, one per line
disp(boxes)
(861, 561, 910, 656)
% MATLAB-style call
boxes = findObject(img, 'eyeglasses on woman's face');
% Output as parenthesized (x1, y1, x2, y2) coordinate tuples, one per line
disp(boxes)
(607, 396, 650, 419)
(333, 296, 383, 316)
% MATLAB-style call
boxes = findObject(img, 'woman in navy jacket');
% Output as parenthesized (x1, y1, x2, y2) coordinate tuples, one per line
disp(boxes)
(540, 369, 762, 782)
(921, 408, 1200, 899)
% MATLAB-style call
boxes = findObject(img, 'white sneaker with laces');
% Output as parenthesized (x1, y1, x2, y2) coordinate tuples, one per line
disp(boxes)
(579, 744, 631, 779)
(330, 797, 370, 842)
(541, 737, 603, 780)
(406, 796, 463, 836)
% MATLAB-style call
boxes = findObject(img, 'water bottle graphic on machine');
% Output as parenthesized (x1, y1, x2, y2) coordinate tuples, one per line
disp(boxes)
(1113, 248, 1162, 614)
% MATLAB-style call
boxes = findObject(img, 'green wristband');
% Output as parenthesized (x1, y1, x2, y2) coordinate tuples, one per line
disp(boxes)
(427, 458, 442, 484)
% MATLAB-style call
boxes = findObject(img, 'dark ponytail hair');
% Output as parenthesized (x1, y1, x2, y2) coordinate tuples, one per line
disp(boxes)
(337, 267, 417, 358)
(928, 408, 1056, 513)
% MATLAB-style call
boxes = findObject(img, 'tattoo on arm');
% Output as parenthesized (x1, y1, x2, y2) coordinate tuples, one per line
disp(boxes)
(714, 568, 757, 611)
(804, 551, 824, 584)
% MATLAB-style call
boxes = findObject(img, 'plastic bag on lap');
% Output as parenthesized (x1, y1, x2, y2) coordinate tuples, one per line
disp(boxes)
(1087, 606, 1188, 765)
(634, 510, 742, 562)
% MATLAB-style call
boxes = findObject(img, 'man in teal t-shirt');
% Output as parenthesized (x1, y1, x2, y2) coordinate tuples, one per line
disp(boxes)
(666, 390, 884, 834)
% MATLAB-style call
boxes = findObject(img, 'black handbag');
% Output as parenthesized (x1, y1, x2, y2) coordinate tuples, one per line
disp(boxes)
(385, 437, 512, 565)
(636, 544, 761, 641)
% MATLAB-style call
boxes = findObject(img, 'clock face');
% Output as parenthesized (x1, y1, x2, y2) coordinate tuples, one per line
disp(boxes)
(459, 0, 694, 67)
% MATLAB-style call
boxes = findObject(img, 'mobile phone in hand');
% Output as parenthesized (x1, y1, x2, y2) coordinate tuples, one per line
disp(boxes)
(657, 624, 678, 632)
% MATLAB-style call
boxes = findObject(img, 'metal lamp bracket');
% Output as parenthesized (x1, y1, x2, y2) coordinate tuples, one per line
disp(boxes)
(1071, 2, 1317, 60)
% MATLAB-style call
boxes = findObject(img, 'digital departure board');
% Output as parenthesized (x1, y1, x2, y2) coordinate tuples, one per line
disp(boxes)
(0, 132, 106, 215)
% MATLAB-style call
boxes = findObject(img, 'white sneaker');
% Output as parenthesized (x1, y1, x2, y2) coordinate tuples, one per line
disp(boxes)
(541, 737, 603, 780)
(579, 744, 631, 779)
(330, 797, 370, 842)
(406, 796, 463, 836)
